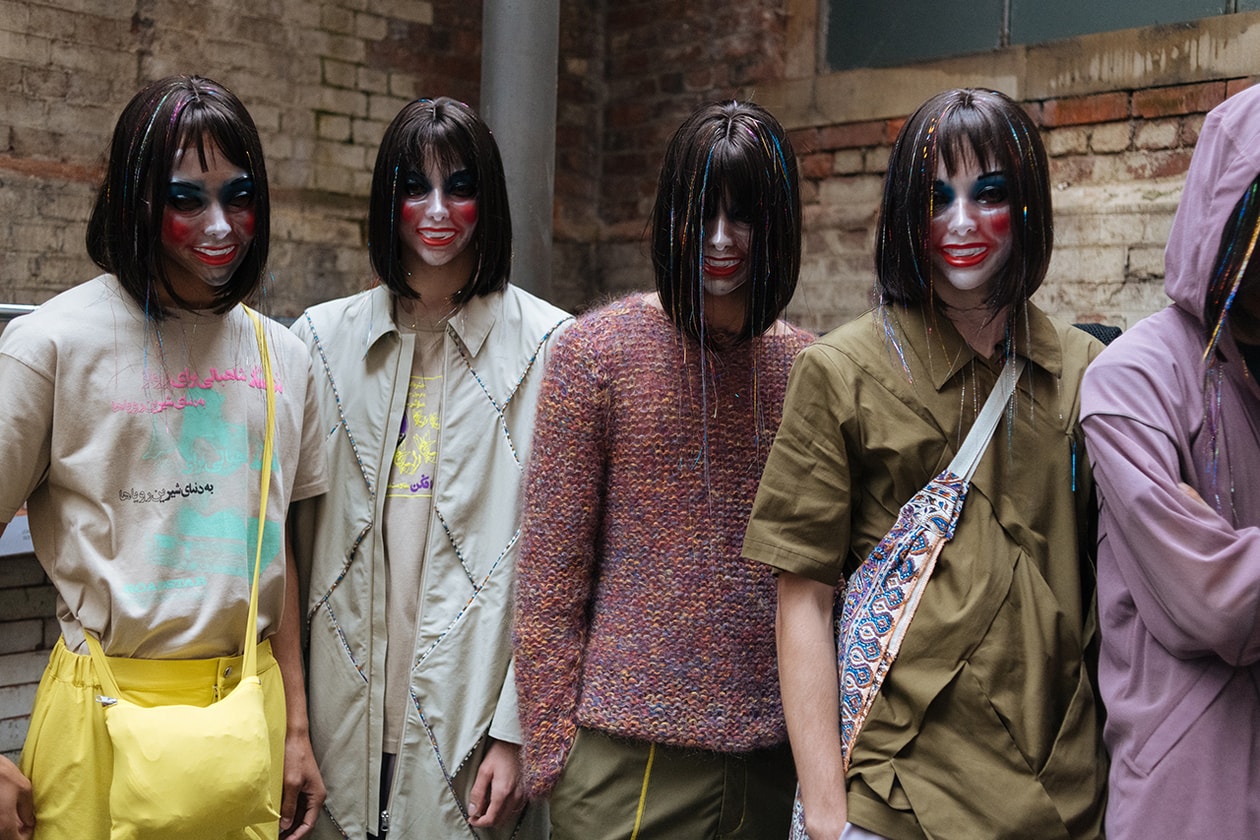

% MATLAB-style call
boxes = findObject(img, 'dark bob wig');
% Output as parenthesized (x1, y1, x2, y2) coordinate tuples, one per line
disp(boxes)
(86, 75, 269, 319)
(876, 88, 1052, 314)
(369, 97, 511, 301)
(650, 100, 801, 343)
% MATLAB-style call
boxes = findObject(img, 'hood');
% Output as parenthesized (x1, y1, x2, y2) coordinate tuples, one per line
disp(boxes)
(1165, 83, 1260, 325)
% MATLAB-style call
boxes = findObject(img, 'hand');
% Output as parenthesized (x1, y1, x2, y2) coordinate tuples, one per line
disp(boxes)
(804, 810, 848, 840)
(1178, 481, 1208, 507)
(279, 730, 326, 839)
(0, 756, 34, 840)
(467, 739, 526, 828)
(799, 790, 848, 840)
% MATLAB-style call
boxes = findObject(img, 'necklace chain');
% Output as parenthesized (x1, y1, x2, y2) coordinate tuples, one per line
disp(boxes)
(397, 295, 458, 330)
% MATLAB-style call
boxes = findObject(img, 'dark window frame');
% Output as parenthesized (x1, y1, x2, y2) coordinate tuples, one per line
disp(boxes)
(825, 0, 1259, 71)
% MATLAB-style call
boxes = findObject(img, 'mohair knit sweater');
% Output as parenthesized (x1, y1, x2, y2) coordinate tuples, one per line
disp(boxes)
(514, 293, 814, 797)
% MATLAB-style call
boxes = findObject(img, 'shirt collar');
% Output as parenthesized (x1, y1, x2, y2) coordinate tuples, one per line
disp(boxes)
(361, 283, 502, 359)
(882, 300, 1063, 391)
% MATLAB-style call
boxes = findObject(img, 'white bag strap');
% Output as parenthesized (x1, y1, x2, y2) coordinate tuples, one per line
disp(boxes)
(946, 357, 1025, 483)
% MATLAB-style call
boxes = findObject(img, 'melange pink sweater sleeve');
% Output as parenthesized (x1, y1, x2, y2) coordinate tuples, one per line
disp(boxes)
(513, 321, 608, 798)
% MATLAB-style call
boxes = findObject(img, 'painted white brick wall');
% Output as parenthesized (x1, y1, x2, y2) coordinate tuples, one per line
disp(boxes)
(0, 555, 55, 762)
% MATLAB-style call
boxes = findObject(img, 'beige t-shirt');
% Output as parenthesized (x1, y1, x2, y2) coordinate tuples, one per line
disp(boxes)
(0, 275, 328, 659)
(382, 323, 446, 751)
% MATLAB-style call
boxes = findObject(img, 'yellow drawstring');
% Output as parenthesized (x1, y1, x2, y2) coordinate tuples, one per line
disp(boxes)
(629, 742, 657, 840)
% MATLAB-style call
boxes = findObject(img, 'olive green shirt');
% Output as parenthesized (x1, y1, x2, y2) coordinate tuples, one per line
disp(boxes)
(744, 303, 1107, 840)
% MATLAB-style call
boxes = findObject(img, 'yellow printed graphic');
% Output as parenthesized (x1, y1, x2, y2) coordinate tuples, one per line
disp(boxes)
(387, 373, 441, 498)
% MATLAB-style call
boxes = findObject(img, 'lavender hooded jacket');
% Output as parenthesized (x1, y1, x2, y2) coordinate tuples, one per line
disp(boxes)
(1080, 86, 1260, 837)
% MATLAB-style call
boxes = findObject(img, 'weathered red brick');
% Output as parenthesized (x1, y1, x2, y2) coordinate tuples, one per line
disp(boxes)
(798, 178, 820, 205)
(659, 72, 684, 95)
(884, 118, 906, 145)
(1179, 114, 1206, 147)
(799, 152, 834, 179)
(0, 153, 99, 183)
(1048, 155, 1097, 186)
(684, 68, 714, 91)
(1041, 92, 1130, 127)
(1226, 77, 1259, 99)
(818, 120, 886, 151)
(608, 102, 653, 130)
(1132, 81, 1226, 118)
(1021, 101, 1044, 127)
(609, 50, 652, 77)
(623, 77, 656, 99)
(607, 5, 658, 28)
(604, 151, 656, 176)
(1124, 148, 1194, 180)
(788, 127, 819, 155)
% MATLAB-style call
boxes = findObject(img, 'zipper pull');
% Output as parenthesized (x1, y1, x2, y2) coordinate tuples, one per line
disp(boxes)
(379, 809, 390, 836)
(95, 694, 118, 707)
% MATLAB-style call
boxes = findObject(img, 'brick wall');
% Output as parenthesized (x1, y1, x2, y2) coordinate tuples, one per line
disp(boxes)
(6, 2, 1227, 330)
(548, 7, 1260, 337)
(0, 0, 491, 319)
(553, 0, 793, 306)
(0, 553, 55, 764)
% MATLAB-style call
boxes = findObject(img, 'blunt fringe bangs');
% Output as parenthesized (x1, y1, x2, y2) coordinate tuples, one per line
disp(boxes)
(369, 97, 511, 300)
(875, 88, 1052, 313)
(651, 100, 801, 343)
(86, 75, 269, 319)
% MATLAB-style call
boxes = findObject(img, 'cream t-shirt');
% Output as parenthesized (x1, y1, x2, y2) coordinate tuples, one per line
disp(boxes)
(382, 322, 446, 751)
(0, 275, 328, 659)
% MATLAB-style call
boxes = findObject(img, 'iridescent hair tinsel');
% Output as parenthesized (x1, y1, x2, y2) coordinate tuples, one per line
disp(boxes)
(1199, 175, 1260, 514)
(650, 100, 801, 345)
(876, 88, 1052, 318)
(86, 75, 270, 319)
(368, 97, 511, 302)
(1202, 179, 1260, 360)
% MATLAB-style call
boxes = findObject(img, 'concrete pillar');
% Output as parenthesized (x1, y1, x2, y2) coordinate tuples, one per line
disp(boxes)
(480, 0, 561, 299)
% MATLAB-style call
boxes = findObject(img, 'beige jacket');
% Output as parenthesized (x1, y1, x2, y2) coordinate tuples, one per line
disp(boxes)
(291, 283, 570, 839)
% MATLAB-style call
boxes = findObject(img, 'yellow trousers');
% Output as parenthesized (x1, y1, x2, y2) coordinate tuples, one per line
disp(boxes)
(19, 637, 286, 840)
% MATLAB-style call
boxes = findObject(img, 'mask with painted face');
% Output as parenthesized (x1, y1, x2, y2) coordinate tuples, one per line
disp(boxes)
(928, 149, 1013, 310)
(160, 142, 256, 306)
(702, 208, 752, 298)
(397, 160, 479, 273)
